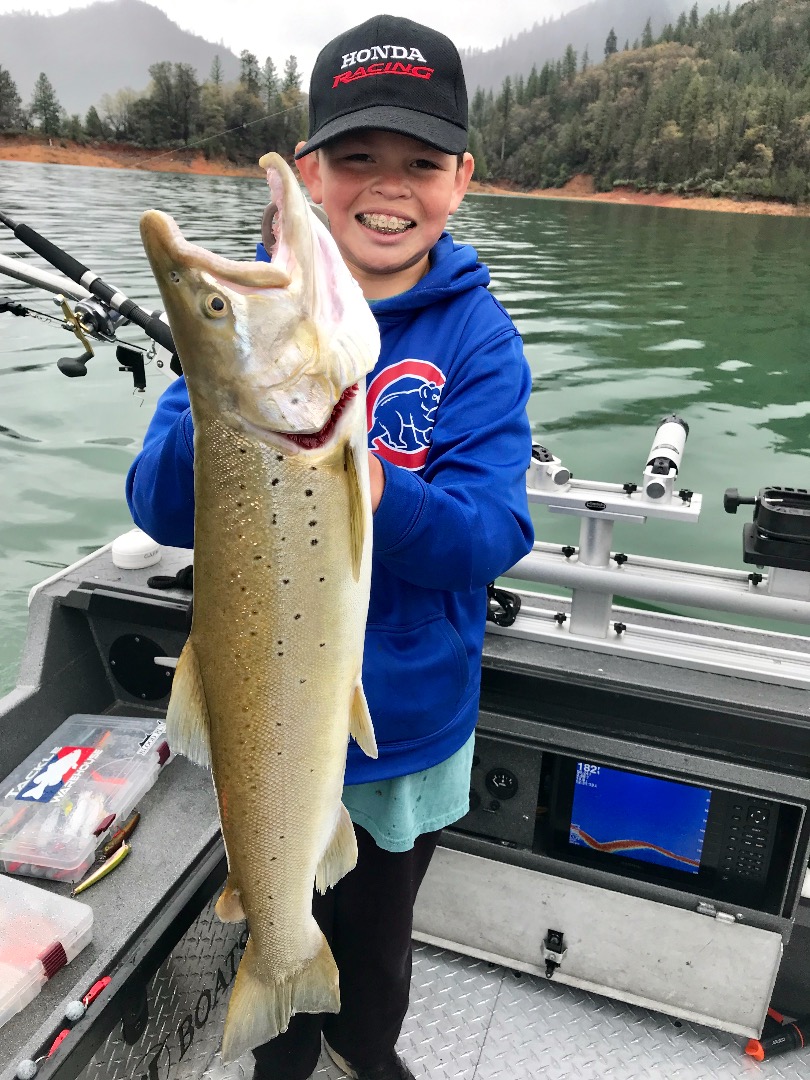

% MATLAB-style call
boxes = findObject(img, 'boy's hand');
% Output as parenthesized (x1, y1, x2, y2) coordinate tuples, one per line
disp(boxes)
(368, 451, 385, 513)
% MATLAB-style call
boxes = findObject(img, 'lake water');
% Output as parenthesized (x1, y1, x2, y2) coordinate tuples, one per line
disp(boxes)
(1, 160, 809, 694)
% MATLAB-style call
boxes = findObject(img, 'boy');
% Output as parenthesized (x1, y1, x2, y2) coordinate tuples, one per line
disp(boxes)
(126, 14, 534, 1080)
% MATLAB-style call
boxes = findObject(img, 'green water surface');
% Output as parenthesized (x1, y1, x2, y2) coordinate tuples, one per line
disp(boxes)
(1, 161, 808, 694)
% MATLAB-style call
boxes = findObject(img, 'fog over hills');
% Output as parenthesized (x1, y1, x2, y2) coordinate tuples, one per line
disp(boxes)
(0, 0, 745, 117)
(462, 0, 745, 92)
(0, 0, 241, 116)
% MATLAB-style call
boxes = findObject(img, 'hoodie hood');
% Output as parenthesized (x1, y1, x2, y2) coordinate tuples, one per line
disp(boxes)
(368, 233, 490, 317)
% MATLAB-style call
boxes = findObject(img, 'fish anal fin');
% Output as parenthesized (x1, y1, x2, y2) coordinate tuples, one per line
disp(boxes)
(220, 931, 339, 1063)
(215, 876, 246, 923)
(344, 443, 366, 582)
(315, 802, 358, 894)
(165, 639, 211, 767)
(349, 682, 378, 759)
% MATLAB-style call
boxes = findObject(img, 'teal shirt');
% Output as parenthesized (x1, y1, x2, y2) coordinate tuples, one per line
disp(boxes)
(343, 734, 474, 852)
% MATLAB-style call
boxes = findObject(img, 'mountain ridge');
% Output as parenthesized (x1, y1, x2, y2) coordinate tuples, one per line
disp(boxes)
(0, 0, 241, 116)
(0, 0, 746, 116)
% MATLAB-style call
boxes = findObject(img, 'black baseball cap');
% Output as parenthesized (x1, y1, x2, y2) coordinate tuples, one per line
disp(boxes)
(295, 15, 468, 159)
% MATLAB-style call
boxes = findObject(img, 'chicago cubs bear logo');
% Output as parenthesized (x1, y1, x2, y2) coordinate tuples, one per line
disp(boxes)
(366, 359, 446, 470)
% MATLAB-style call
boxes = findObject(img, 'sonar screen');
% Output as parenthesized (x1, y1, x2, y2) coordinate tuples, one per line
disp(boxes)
(569, 762, 711, 874)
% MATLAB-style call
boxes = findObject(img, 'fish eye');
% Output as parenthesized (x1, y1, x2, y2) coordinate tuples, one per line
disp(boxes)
(204, 293, 228, 318)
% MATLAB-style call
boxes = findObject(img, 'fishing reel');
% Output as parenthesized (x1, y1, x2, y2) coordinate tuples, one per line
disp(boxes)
(1, 206, 178, 392)
(73, 298, 125, 340)
(53, 296, 148, 391)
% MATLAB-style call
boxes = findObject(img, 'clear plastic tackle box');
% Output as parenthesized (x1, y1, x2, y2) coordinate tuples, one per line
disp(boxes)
(0, 874, 94, 1029)
(0, 714, 171, 882)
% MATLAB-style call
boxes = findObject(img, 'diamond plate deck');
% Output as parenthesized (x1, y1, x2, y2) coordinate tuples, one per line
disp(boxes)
(81, 899, 808, 1080)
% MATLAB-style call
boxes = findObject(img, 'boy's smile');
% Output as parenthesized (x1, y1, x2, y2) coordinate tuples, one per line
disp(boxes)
(296, 131, 474, 300)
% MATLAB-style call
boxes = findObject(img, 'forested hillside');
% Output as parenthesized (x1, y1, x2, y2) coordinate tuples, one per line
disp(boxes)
(0, 50, 307, 165)
(0, 0, 808, 204)
(470, 0, 810, 202)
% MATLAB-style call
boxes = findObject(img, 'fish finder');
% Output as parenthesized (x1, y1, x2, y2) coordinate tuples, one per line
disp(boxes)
(547, 755, 801, 913)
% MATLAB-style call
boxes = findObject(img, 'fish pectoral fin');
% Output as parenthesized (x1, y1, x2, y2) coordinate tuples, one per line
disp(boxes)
(165, 639, 212, 767)
(315, 802, 358, 894)
(344, 443, 366, 582)
(349, 682, 378, 759)
(220, 930, 340, 1063)
(215, 877, 246, 923)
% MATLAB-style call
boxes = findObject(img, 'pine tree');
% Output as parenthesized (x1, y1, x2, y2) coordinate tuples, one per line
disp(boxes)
(0, 66, 22, 130)
(563, 44, 578, 82)
(500, 76, 512, 161)
(642, 19, 654, 49)
(262, 57, 279, 108)
(63, 114, 84, 142)
(210, 55, 223, 89)
(280, 56, 305, 147)
(282, 55, 302, 93)
(84, 104, 105, 138)
(30, 72, 62, 135)
(605, 28, 618, 57)
(173, 63, 200, 144)
(526, 65, 540, 101)
(240, 50, 261, 97)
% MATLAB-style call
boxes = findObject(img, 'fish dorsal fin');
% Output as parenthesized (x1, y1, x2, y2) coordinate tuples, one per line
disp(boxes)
(344, 443, 365, 582)
(165, 639, 211, 767)
(349, 681, 378, 759)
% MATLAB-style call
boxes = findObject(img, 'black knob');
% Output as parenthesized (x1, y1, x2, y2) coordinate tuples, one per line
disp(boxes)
(57, 349, 92, 377)
(724, 488, 757, 515)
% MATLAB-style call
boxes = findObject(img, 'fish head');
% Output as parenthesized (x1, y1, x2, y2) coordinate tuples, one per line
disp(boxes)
(139, 153, 380, 448)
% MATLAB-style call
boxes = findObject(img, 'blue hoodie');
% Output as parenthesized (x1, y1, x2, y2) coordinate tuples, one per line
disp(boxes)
(126, 231, 534, 783)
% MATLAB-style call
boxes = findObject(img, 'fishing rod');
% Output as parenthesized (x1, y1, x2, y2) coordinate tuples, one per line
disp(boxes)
(0, 209, 179, 384)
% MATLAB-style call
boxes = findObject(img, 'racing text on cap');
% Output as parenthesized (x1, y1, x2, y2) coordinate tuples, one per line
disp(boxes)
(335, 45, 433, 87)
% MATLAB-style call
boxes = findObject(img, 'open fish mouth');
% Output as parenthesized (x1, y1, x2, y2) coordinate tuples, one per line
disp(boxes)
(282, 384, 359, 450)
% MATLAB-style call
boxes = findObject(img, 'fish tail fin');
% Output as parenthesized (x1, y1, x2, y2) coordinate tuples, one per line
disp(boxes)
(215, 876, 246, 923)
(315, 802, 358, 894)
(349, 681, 377, 759)
(165, 639, 211, 767)
(220, 931, 339, 1063)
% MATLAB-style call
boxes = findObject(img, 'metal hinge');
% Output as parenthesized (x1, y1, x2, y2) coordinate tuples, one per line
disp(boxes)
(696, 902, 738, 925)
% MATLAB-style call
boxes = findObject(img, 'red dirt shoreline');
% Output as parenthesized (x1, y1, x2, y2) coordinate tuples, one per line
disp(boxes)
(2, 136, 809, 217)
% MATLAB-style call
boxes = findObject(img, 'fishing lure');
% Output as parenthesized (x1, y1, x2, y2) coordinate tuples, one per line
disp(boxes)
(101, 810, 140, 861)
(71, 842, 130, 896)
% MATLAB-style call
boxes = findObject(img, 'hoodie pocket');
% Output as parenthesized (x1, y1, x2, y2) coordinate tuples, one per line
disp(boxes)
(363, 614, 470, 747)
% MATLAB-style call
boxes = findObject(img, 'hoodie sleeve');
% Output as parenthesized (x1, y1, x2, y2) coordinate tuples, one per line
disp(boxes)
(371, 317, 535, 592)
(125, 376, 196, 548)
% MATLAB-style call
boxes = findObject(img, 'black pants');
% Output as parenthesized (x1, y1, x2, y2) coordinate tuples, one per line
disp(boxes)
(252, 824, 441, 1080)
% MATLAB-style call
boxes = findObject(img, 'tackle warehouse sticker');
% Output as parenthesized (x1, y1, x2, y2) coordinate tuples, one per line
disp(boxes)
(15, 746, 100, 804)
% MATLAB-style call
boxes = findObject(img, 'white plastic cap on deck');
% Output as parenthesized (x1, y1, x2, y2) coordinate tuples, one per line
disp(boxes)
(111, 527, 161, 570)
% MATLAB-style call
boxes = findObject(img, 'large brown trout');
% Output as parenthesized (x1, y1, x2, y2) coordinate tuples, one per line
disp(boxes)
(139, 152, 380, 1062)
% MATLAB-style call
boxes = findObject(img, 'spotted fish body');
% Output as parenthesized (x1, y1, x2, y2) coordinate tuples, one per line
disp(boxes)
(139, 152, 380, 1063)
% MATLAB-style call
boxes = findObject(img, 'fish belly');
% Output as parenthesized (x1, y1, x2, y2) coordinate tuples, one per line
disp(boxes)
(171, 414, 371, 1059)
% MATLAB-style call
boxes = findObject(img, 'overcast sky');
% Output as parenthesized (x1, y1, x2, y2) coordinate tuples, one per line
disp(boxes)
(0, 0, 578, 76)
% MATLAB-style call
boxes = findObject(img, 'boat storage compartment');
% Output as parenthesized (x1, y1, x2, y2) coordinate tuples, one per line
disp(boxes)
(0, 876, 93, 1030)
(415, 628, 810, 1040)
(416, 846, 782, 1036)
